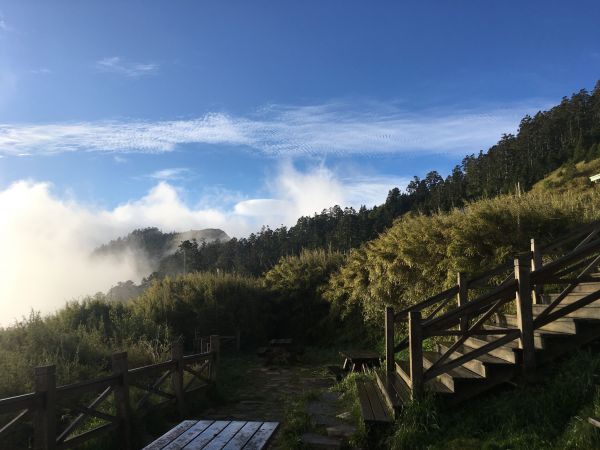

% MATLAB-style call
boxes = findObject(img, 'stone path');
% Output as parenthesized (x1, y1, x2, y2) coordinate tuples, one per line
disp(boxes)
(200, 360, 357, 449)
(300, 390, 358, 449)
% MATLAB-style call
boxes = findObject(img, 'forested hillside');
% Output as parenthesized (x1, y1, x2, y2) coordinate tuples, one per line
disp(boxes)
(5, 80, 600, 402)
(153, 81, 600, 278)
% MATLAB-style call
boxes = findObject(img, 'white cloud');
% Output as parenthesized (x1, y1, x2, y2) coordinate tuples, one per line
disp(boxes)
(0, 163, 403, 324)
(147, 167, 191, 181)
(95, 56, 158, 77)
(29, 68, 52, 75)
(0, 100, 549, 157)
(0, 13, 10, 32)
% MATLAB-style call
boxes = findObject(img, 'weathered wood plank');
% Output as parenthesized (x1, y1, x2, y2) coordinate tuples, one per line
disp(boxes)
(356, 381, 374, 422)
(58, 422, 117, 450)
(162, 420, 214, 450)
(202, 421, 246, 450)
(221, 422, 262, 450)
(141, 420, 197, 450)
(56, 374, 119, 398)
(0, 392, 41, 415)
(242, 422, 279, 450)
(363, 381, 392, 422)
(0, 408, 29, 437)
(182, 421, 230, 449)
(129, 360, 174, 377)
(57, 386, 113, 444)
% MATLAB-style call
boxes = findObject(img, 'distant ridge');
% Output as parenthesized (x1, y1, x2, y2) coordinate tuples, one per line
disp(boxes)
(93, 226, 230, 267)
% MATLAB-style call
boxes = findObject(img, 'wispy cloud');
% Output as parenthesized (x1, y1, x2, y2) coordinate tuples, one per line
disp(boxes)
(0, 100, 549, 157)
(29, 68, 52, 75)
(95, 56, 158, 77)
(147, 167, 191, 181)
(0, 13, 9, 32)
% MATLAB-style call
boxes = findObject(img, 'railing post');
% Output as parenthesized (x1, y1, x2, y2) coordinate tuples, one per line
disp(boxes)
(209, 335, 220, 381)
(111, 352, 132, 450)
(515, 255, 536, 376)
(385, 306, 395, 373)
(33, 365, 56, 450)
(457, 272, 469, 333)
(171, 341, 186, 417)
(531, 238, 544, 304)
(408, 311, 423, 399)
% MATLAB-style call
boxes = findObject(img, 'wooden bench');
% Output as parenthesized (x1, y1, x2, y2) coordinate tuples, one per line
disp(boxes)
(355, 380, 393, 423)
(143, 420, 279, 450)
(340, 350, 381, 372)
(259, 339, 300, 364)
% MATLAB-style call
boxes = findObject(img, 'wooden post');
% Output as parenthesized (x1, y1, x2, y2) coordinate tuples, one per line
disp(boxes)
(515, 256, 536, 376)
(457, 272, 469, 333)
(209, 335, 220, 381)
(408, 311, 423, 399)
(531, 238, 543, 304)
(171, 342, 186, 417)
(33, 365, 56, 450)
(111, 352, 132, 450)
(385, 306, 395, 373)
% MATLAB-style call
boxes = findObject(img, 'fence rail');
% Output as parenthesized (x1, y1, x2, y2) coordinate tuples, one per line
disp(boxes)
(385, 220, 600, 399)
(0, 335, 221, 450)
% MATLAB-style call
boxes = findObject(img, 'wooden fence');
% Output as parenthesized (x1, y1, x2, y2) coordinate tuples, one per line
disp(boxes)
(0, 336, 221, 450)
(385, 220, 600, 398)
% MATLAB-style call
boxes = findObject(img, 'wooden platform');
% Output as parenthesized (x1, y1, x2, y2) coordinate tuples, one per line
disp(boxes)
(143, 420, 279, 450)
(355, 380, 393, 423)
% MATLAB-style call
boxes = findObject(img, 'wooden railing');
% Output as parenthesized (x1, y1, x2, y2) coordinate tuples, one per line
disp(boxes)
(0, 336, 221, 450)
(385, 220, 600, 399)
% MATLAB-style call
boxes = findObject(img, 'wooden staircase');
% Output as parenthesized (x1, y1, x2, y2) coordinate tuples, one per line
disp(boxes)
(376, 221, 600, 414)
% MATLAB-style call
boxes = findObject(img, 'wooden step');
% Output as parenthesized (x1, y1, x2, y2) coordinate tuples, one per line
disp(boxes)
(375, 369, 409, 411)
(533, 304, 600, 320)
(463, 335, 518, 363)
(494, 312, 577, 334)
(395, 361, 453, 394)
(422, 351, 484, 392)
(547, 292, 600, 305)
(437, 343, 515, 378)
(571, 282, 600, 294)
(482, 325, 574, 349)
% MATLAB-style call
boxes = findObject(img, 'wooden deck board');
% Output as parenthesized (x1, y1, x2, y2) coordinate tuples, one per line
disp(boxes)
(183, 421, 230, 449)
(145, 420, 279, 450)
(162, 421, 214, 450)
(356, 380, 374, 421)
(142, 420, 197, 450)
(356, 380, 393, 423)
(363, 380, 389, 422)
(242, 422, 279, 450)
(202, 421, 246, 449)
(221, 422, 262, 450)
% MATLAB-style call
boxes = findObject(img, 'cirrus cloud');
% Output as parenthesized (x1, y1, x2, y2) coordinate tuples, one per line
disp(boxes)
(0, 100, 550, 157)
(95, 56, 158, 77)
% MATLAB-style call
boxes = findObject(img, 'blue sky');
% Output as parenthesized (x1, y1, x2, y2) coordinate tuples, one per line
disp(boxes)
(1, 1, 600, 236)
(1, 1, 600, 320)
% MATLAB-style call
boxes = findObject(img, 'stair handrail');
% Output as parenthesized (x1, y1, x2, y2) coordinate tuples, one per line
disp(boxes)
(393, 219, 600, 326)
(385, 218, 600, 399)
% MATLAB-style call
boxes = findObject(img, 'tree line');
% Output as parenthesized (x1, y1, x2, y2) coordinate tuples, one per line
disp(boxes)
(148, 81, 600, 278)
